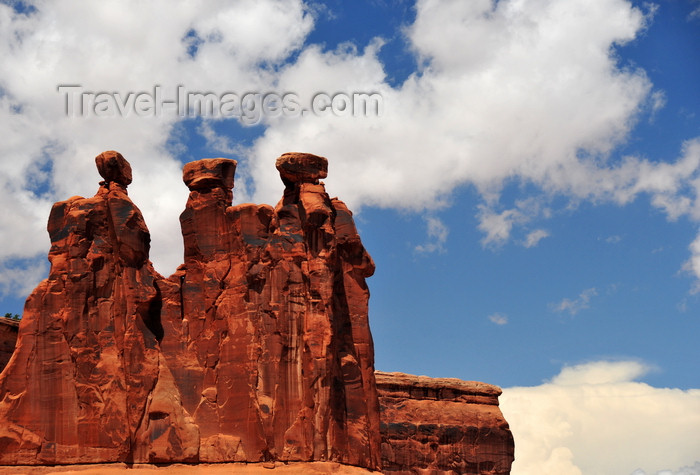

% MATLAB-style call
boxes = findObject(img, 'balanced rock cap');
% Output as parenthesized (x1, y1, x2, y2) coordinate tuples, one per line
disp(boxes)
(95, 151, 132, 186)
(276, 152, 328, 184)
(183, 158, 237, 191)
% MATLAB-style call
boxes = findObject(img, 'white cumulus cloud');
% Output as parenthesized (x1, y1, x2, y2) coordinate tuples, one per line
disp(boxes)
(241, 0, 700, 287)
(3, 0, 700, 296)
(0, 0, 313, 287)
(500, 360, 700, 475)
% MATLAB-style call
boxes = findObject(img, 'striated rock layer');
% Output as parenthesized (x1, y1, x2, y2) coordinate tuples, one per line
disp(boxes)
(0, 150, 513, 473)
(376, 372, 514, 474)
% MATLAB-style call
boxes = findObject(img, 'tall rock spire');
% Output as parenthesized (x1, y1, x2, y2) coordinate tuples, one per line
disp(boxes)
(160, 152, 381, 468)
(0, 151, 198, 464)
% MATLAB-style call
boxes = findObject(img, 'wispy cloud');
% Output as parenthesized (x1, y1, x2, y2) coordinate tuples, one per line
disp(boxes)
(488, 313, 508, 325)
(648, 90, 667, 121)
(477, 198, 551, 248)
(550, 288, 598, 315)
(414, 216, 449, 254)
(477, 207, 522, 247)
(689, 0, 700, 21)
(523, 229, 550, 248)
(683, 232, 700, 294)
(631, 462, 700, 475)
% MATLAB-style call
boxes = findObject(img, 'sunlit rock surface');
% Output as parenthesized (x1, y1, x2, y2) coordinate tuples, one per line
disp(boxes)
(377, 372, 514, 474)
(0, 151, 513, 474)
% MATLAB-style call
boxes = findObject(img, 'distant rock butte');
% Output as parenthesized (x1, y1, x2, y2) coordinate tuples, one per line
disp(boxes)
(0, 151, 514, 473)
(376, 372, 514, 474)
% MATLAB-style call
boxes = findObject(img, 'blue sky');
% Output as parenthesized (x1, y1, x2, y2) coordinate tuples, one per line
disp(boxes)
(0, 1, 699, 473)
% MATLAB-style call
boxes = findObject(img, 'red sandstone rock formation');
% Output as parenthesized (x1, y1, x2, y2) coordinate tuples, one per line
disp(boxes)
(0, 151, 381, 468)
(159, 153, 381, 468)
(0, 151, 198, 464)
(0, 150, 514, 473)
(376, 372, 514, 474)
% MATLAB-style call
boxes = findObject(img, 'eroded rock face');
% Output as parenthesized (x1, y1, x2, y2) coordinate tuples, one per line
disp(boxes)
(159, 153, 381, 468)
(0, 153, 198, 464)
(95, 150, 132, 187)
(376, 372, 515, 475)
(0, 151, 513, 473)
(276, 152, 328, 185)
